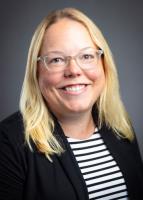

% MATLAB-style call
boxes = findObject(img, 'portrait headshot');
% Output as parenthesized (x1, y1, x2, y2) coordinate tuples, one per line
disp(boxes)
(0, 1, 143, 199)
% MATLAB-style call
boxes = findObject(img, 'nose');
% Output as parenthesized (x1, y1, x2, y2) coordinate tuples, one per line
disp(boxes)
(64, 57, 82, 78)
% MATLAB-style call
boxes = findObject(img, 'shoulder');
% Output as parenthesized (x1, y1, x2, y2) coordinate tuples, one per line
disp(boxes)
(0, 111, 23, 126)
(0, 112, 28, 196)
(0, 111, 24, 144)
(0, 111, 27, 170)
(100, 124, 143, 163)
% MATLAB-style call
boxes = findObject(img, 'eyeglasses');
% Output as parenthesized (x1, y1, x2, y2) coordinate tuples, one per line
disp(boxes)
(37, 47, 103, 72)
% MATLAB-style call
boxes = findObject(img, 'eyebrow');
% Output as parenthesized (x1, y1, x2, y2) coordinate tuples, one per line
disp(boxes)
(46, 46, 95, 54)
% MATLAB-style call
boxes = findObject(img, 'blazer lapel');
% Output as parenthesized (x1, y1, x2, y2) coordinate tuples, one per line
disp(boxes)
(54, 120, 89, 200)
(99, 125, 143, 199)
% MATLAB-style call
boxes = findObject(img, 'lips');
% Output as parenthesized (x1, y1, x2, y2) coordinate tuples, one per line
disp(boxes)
(59, 84, 89, 94)
(63, 84, 85, 92)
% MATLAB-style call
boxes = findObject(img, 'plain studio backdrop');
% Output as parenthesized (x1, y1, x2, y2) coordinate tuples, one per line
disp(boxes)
(0, 0, 143, 160)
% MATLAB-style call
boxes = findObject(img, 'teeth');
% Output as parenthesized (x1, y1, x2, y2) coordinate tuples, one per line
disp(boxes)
(65, 85, 85, 92)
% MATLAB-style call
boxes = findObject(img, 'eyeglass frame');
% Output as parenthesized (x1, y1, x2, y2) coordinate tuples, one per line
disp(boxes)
(37, 47, 104, 72)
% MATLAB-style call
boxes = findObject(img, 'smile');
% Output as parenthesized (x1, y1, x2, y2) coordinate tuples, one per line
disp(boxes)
(65, 85, 85, 92)
(60, 84, 88, 95)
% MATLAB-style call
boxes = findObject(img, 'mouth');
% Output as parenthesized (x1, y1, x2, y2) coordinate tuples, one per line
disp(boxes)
(59, 84, 89, 94)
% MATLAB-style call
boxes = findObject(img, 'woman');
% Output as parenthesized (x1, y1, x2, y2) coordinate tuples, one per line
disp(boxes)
(0, 7, 143, 200)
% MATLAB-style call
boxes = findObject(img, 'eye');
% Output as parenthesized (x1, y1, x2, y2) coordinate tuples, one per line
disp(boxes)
(81, 53, 95, 60)
(48, 57, 64, 64)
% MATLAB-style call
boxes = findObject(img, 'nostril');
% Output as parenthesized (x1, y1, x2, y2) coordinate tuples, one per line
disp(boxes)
(64, 73, 73, 78)
(64, 70, 81, 78)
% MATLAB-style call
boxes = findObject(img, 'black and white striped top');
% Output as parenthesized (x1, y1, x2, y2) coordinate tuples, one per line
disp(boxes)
(67, 129, 129, 200)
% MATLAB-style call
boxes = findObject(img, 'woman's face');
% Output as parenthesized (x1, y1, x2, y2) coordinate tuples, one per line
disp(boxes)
(37, 18, 105, 119)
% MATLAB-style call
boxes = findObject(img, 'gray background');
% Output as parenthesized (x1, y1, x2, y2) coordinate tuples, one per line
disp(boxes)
(0, 0, 143, 159)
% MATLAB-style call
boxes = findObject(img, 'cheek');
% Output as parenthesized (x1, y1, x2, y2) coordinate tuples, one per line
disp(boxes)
(38, 72, 65, 105)
(38, 75, 56, 104)
(85, 66, 105, 82)
(38, 67, 62, 90)
(38, 78, 54, 100)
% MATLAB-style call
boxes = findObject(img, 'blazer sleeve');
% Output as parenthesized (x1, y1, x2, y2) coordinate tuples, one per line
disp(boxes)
(0, 115, 26, 200)
(130, 134, 143, 170)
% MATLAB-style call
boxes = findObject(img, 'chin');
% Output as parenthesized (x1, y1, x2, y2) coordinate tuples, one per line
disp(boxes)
(67, 104, 93, 114)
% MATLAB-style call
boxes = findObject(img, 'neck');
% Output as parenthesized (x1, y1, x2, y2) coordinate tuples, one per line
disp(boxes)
(58, 111, 96, 139)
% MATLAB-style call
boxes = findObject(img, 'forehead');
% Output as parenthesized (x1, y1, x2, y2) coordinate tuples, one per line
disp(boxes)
(40, 18, 96, 54)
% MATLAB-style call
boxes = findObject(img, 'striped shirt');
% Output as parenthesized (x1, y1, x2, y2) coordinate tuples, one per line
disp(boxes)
(67, 129, 129, 200)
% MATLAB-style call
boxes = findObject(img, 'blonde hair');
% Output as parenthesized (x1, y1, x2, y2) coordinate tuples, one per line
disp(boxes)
(20, 7, 134, 161)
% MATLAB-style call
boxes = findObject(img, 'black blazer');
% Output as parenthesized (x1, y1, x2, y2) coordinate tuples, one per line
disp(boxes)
(0, 111, 143, 200)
